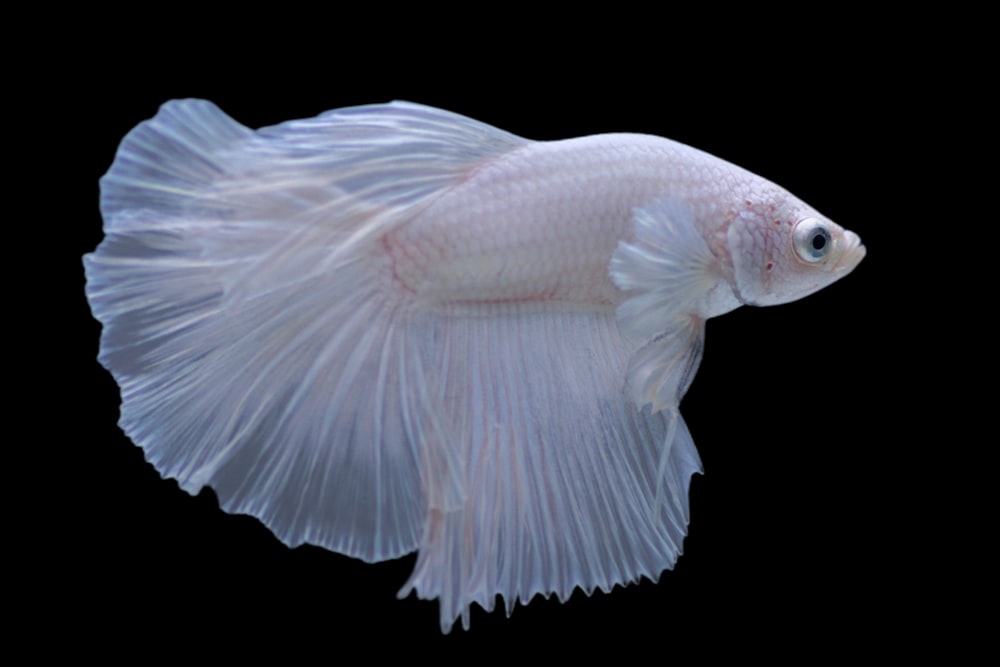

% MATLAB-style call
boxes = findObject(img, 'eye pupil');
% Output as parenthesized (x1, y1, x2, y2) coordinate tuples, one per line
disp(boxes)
(811, 234, 826, 251)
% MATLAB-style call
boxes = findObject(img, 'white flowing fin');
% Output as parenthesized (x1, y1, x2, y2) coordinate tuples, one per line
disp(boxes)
(398, 307, 704, 632)
(85, 99, 528, 562)
(609, 197, 719, 412)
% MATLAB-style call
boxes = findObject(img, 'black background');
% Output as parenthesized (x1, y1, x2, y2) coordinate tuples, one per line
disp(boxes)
(47, 14, 969, 660)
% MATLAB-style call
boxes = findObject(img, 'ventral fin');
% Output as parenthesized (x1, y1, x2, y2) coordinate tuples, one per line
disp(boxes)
(624, 320, 704, 413)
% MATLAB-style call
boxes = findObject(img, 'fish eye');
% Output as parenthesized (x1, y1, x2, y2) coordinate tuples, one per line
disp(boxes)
(793, 218, 833, 263)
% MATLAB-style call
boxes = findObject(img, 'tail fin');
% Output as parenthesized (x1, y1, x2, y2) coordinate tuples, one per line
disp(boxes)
(85, 100, 525, 561)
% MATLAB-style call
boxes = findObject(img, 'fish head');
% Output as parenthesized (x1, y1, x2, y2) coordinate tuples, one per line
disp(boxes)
(724, 194, 865, 307)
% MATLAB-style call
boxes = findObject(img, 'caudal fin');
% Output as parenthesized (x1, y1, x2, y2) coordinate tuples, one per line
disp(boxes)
(85, 100, 525, 561)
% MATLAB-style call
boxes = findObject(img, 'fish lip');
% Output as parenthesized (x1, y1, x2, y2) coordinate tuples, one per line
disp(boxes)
(835, 231, 866, 273)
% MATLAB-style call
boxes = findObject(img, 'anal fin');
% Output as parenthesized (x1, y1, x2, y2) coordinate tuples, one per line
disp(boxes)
(397, 306, 703, 632)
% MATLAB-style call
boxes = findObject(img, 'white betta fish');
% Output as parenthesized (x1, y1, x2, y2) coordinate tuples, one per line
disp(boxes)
(84, 100, 864, 632)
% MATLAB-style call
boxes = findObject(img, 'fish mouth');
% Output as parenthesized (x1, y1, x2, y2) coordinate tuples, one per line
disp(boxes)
(835, 230, 866, 274)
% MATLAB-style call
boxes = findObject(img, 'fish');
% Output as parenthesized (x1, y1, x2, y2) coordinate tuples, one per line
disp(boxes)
(84, 99, 865, 632)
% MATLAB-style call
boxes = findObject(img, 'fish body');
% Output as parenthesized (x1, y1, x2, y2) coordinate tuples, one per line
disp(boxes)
(392, 135, 715, 308)
(85, 100, 864, 631)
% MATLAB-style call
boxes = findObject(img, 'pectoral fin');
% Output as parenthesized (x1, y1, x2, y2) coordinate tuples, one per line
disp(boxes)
(610, 198, 719, 412)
